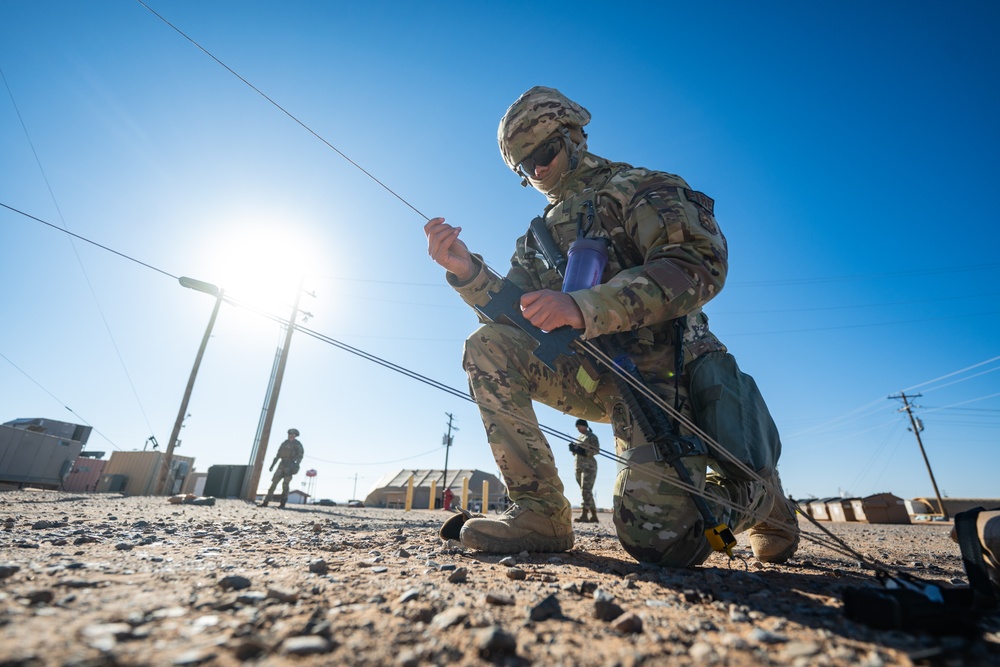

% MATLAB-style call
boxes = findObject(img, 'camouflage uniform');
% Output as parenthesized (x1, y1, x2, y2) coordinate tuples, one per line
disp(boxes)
(572, 427, 599, 519)
(263, 437, 304, 508)
(444, 87, 788, 565)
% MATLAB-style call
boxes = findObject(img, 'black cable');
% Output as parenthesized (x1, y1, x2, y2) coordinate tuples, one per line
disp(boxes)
(0, 351, 121, 450)
(134, 0, 429, 221)
(1, 202, 178, 280)
(3, 69, 159, 440)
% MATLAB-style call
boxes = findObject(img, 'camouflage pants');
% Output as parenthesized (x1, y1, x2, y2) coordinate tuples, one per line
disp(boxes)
(464, 323, 775, 567)
(265, 468, 294, 505)
(575, 457, 597, 514)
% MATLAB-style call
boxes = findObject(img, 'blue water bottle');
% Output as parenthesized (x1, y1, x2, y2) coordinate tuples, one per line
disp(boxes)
(561, 237, 608, 292)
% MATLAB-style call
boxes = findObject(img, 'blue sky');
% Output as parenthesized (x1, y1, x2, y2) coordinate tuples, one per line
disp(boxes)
(2, 1, 998, 507)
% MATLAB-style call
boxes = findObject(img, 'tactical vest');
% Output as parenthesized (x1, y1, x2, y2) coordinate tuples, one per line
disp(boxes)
(517, 161, 725, 359)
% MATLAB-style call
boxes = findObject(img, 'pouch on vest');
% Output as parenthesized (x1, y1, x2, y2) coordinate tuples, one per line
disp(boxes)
(687, 351, 780, 481)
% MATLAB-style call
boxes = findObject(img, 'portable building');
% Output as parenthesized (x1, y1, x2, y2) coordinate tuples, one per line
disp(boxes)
(827, 498, 859, 522)
(101, 451, 195, 496)
(794, 499, 817, 518)
(850, 493, 910, 524)
(181, 472, 208, 496)
(808, 497, 838, 521)
(63, 458, 108, 493)
(203, 465, 247, 498)
(0, 418, 92, 489)
(287, 490, 310, 505)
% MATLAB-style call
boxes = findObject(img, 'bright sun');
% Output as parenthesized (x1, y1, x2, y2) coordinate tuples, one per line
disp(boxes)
(205, 220, 318, 313)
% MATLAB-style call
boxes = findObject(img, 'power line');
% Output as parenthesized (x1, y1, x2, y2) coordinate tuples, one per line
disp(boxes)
(725, 310, 1000, 336)
(732, 262, 1000, 287)
(8, 199, 995, 459)
(0, 351, 121, 450)
(902, 354, 1000, 393)
(1, 202, 178, 280)
(2, 67, 158, 441)
(714, 290, 1000, 315)
(134, 0, 428, 222)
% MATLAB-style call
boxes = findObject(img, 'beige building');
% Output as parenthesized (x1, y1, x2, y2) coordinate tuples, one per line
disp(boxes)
(364, 469, 503, 510)
(99, 451, 195, 496)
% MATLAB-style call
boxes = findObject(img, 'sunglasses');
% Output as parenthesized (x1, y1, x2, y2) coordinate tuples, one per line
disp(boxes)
(519, 134, 564, 175)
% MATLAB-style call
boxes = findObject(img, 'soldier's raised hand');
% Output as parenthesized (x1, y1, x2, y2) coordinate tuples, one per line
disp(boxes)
(425, 217, 475, 282)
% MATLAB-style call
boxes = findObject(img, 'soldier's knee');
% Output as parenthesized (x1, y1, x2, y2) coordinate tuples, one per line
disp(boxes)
(612, 456, 713, 568)
(613, 496, 712, 567)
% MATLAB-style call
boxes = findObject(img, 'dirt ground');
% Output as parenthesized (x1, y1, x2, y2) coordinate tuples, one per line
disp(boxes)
(0, 490, 997, 667)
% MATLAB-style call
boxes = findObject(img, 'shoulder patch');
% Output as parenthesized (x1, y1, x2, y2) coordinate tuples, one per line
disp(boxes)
(683, 189, 714, 216)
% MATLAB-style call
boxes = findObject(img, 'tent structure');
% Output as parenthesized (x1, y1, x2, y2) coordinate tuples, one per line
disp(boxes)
(850, 493, 910, 524)
(363, 469, 503, 510)
(908, 497, 1000, 518)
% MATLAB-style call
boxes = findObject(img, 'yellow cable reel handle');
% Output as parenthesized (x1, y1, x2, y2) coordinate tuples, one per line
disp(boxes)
(705, 523, 737, 558)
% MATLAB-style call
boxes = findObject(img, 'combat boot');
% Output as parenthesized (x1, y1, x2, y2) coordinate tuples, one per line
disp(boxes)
(575, 511, 589, 523)
(747, 471, 800, 564)
(460, 504, 573, 554)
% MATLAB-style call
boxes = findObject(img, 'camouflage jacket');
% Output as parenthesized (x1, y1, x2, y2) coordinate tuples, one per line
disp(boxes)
(272, 438, 304, 473)
(449, 151, 728, 370)
(574, 430, 600, 458)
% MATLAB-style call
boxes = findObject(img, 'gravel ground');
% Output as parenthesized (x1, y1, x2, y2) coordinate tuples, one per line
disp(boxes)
(0, 490, 997, 667)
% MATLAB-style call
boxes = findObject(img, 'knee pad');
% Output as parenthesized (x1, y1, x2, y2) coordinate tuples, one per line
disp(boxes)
(612, 453, 714, 567)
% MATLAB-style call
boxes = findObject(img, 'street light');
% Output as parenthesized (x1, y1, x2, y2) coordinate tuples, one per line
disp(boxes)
(156, 276, 225, 495)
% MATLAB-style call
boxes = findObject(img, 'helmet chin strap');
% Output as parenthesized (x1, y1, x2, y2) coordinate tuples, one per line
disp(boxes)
(560, 127, 580, 170)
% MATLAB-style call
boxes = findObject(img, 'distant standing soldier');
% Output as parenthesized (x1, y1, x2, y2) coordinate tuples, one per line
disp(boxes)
(261, 428, 304, 509)
(570, 419, 599, 522)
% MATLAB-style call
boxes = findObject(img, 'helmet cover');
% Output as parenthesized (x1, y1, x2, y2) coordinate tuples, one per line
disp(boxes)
(498, 86, 590, 173)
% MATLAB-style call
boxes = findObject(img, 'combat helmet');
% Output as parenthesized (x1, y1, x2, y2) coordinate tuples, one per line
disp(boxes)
(287, 428, 300, 437)
(498, 86, 590, 177)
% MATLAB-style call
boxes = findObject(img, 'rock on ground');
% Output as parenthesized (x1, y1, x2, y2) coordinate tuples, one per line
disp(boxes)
(0, 490, 997, 666)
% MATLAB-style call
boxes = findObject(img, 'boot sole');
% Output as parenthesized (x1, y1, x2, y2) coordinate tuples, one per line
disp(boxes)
(460, 526, 574, 554)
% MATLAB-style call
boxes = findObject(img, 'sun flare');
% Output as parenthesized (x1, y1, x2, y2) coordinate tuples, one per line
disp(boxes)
(203, 220, 318, 313)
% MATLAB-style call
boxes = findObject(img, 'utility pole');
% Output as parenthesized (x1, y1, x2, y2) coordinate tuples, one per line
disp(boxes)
(243, 278, 306, 502)
(442, 413, 458, 507)
(889, 392, 948, 519)
(158, 279, 224, 495)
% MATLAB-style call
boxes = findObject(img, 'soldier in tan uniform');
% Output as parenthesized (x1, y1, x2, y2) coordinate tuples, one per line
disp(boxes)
(425, 87, 798, 566)
(570, 419, 599, 523)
